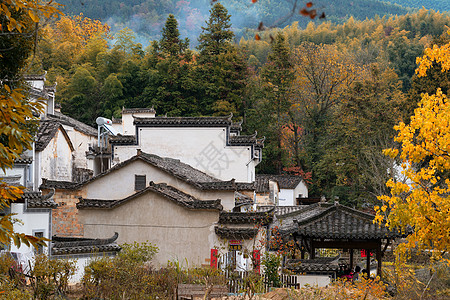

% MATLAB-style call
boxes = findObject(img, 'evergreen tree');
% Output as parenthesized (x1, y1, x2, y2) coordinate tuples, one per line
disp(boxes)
(195, 3, 248, 116)
(253, 33, 295, 174)
(139, 14, 196, 116)
(160, 14, 189, 57)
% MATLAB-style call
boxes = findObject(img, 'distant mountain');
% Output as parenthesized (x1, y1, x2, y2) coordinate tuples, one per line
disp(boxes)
(58, 0, 415, 46)
(387, 0, 450, 12)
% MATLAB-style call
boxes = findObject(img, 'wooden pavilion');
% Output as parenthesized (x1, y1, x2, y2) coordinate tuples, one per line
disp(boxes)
(272, 202, 405, 277)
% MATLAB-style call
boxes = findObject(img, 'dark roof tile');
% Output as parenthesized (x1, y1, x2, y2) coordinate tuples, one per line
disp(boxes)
(21, 190, 57, 208)
(218, 210, 274, 225)
(122, 107, 156, 114)
(109, 135, 136, 145)
(47, 112, 97, 136)
(214, 227, 258, 239)
(134, 114, 233, 127)
(51, 232, 121, 255)
(35, 120, 60, 151)
(255, 174, 305, 193)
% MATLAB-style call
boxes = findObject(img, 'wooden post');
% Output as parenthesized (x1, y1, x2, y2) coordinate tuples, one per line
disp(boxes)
(349, 249, 354, 271)
(376, 242, 382, 279)
(366, 249, 370, 276)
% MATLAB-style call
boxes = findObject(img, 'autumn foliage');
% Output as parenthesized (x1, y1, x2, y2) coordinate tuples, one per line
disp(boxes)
(376, 31, 450, 263)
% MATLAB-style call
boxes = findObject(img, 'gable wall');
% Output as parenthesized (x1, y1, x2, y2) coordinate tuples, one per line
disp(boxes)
(79, 192, 220, 267)
(39, 129, 73, 183)
(84, 160, 236, 210)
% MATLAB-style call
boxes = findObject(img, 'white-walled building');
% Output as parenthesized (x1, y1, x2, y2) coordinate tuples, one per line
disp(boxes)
(109, 108, 264, 183)
(255, 174, 309, 206)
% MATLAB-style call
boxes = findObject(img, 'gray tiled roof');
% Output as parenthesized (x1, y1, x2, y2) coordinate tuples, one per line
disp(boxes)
(109, 135, 136, 145)
(122, 107, 156, 114)
(235, 192, 253, 207)
(35, 120, 60, 151)
(293, 204, 402, 239)
(14, 156, 33, 164)
(77, 182, 223, 211)
(40, 179, 80, 190)
(285, 256, 341, 273)
(228, 133, 264, 148)
(22, 190, 57, 209)
(214, 227, 258, 239)
(47, 112, 97, 136)
(230, 121, 242, 133)
(134, 114, 233, 127)
(255, 174, 305, 193)
(219, 210, 274, 225)
(274, 203, 403, 240)
(51, 232, 121, 255)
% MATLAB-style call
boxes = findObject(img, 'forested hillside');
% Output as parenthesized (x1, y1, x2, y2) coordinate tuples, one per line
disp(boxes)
(59, 0, 412, 46)
(28, 2, 450, 207)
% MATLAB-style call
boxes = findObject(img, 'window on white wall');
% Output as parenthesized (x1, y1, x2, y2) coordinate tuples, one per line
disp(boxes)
(135, 175, 146, 191)
(33, 230, 45, 254)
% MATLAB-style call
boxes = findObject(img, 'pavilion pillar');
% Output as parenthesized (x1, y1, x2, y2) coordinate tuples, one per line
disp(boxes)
(376, 242, 382, 279)
(349, 249, 354, 271)
(365, 249, 370, 276)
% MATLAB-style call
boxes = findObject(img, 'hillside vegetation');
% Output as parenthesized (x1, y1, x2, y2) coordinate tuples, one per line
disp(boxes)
(28, 3, 450, 207)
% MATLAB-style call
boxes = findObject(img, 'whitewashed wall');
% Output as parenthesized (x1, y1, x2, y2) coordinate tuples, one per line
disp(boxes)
(39, 129, 73, 185)
(113, 128, 254, 183)
(10, 204, 51, 255)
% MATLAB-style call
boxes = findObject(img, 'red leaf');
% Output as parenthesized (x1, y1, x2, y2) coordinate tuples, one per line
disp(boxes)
(255, 34, 261, 40)
(252, 0, 258, 3)
(306, 2, 313, 8)
(300, 8, 309, 16)
(309, 9, 317, 19)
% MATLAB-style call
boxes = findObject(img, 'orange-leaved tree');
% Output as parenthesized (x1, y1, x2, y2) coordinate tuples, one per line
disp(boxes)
(375, 31, 450, 263)
(1, 0, 61, 249)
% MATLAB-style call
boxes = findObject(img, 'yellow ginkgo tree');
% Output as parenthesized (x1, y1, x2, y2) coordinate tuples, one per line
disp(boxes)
(375, 33, 450, 262)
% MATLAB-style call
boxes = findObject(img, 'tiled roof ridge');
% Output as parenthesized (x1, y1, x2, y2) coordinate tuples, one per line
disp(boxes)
(40, 179, 81, 190)
(277, 203, 331, 219)
(122, 107, 156, 114)
(219, 209, 274, 225)
(52, 232, 119, 248)
(109, 135, 136, 145)
(47, 112, 97, 136)
(22, 189, 57, 208)
(51, 233, 121, 255)
(134, 113, 233, 127)
(214, 227, 258, 239)
(294, 203, 374, 227)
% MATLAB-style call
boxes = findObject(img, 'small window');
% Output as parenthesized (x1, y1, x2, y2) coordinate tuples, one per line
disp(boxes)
(33, 231, 44, 254)
(135, 175, 146, 191)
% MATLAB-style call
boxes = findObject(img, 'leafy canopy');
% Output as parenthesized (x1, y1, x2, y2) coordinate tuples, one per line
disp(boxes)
(376, 31, 450, 262)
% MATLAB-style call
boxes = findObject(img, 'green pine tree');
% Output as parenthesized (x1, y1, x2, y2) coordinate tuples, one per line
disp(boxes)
(195, 3, 248, 117)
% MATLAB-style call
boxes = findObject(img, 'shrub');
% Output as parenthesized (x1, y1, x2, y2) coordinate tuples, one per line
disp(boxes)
(262, 252, 282, 287)
(82, 241, 159, 300)
(29, 254, 76, 299)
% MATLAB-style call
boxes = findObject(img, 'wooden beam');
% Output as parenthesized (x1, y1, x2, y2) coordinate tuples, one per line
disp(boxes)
(312, 240, 380, 250)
